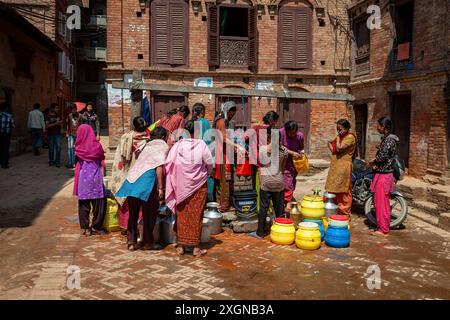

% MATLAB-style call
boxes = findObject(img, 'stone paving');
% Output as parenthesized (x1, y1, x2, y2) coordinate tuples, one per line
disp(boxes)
(0, 151, 450, 300)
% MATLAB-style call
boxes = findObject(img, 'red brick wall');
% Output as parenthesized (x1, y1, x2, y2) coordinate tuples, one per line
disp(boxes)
(349, 0, 450, 179)
(106, 0, 353, 158)
(0, 18, 57, 139)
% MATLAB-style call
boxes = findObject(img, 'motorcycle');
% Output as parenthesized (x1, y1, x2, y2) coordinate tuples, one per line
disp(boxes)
(351, 159, 408, 229)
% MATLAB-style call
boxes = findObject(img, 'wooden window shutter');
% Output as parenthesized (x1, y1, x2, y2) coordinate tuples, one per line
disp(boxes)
(295, 7, 312, 69)
(248, 6, 257, 68)
(208, 4, 219, 66)
(169, 1, 187, 65)
(152, 1, 170, 64)
(278, 8, 296, 69)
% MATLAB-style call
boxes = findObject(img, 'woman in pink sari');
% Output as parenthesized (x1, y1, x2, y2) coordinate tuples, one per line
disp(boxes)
(165, 120, 213, 257)
(73, 124, 106, 236)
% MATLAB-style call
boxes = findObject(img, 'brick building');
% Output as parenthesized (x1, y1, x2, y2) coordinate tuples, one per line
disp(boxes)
(348, 0, 450, 181)
(105, 0, 354, 158)
(74, 0, 108, 127)
(0, 3, 61, 154)
(2, 0, 79, 118)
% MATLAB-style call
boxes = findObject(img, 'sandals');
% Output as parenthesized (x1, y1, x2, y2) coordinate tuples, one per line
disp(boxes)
(141, 243, 163, 251)
(193, 248, 207, 257)
(176, 246, 185, 256)
(127, 243, 138, 251)
(90, 228, 107, 236)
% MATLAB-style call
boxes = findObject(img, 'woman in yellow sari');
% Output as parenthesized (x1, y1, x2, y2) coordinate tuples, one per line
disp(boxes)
(325, 119, 357, 217)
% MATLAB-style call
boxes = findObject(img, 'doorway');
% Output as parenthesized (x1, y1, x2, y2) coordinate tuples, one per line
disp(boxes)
(152, 94, 187, 122)
(391, 93, 411, 167)
(216, 95, 251, 130)
(354, 104, 368, 159)
(278, 98, 311, 153)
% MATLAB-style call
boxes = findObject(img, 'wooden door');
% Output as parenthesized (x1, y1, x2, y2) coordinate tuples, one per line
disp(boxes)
(279, 98, 311, 153)
(216, 95, 251, 130)
(391, 94, 411, 167)
(152, 95, 186, 122)
(354, 104, 368, 159)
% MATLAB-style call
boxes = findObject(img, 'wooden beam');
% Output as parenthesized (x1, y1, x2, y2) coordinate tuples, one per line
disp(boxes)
(112, 82, 354, 101)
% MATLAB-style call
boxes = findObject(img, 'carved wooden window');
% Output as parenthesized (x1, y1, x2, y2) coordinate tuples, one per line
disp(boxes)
(208, 3, 257, 69)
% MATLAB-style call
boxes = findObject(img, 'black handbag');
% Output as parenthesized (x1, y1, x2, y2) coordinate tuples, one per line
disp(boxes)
(393, 155, 405, 181)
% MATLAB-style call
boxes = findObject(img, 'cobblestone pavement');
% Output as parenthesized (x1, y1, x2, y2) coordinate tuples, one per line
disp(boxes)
(0, 151, 449, 300)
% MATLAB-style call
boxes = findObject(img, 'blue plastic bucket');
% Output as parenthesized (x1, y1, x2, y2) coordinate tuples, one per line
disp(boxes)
(233, 190, 258, 220)
(324, 225, 350, 248)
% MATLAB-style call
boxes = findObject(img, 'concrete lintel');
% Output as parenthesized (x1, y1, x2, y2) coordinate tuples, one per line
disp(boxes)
(112, 82, 355, 102)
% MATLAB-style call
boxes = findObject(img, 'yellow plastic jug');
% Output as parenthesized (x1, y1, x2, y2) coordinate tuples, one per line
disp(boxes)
(295, 222, 321, 250)
(270, 218, 296, 245)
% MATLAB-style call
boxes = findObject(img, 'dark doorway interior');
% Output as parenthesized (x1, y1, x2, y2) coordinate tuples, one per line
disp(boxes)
(354, 104, 368, 159)
(391, 93, 411, 167)
(219, 7, 248, 37)
(152, 95, 187, 122)
(279, 98, 311, 154)
(216, 95, 251, 130)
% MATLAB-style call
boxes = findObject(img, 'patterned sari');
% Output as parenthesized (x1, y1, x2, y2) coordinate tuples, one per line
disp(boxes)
(111, 130, 149, 229)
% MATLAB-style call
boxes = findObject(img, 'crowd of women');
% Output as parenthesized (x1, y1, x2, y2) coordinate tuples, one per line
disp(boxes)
(71, 100, 400, 258)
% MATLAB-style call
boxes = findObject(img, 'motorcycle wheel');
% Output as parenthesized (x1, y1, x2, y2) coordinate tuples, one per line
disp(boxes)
(364, 193, 408, 229)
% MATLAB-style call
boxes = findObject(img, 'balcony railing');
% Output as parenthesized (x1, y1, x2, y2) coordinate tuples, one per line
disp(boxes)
(219, 37, 248, 67)
(88, 15, 107, 28)
(77, 47, 107, 61)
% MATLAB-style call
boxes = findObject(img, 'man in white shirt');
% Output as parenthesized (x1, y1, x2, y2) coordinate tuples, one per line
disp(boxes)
(27, 102, 46, 155)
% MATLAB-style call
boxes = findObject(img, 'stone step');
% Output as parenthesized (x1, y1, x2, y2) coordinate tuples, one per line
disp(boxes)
(438, 213, 450, 232)
(410, 200, 440, 216)
(396, 177, 428, 201)
(426, 185, 450, 212)
(408, 207, 440, 227)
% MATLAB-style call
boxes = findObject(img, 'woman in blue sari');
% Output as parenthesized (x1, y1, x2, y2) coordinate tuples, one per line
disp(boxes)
(115, 127, 170, 251)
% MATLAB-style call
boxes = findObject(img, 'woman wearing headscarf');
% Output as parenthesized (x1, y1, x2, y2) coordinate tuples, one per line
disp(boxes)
(325, 119, 358, 218)
(213, 101, 239, 212)
(165, 121, 213, 257)
(115, 127, 170, 251)
(73, 124, 106, 236)
(280, 121, 305, 210)
(111, 116, 150, 230)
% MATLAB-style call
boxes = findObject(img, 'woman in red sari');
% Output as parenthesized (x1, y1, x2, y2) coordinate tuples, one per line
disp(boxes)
(157, 105, 190, 146)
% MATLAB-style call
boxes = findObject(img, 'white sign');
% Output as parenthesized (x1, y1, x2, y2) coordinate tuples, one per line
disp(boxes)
(107, 84, 122, 107)
(194, 77, 213, 88)
(255, 80, 274, 91)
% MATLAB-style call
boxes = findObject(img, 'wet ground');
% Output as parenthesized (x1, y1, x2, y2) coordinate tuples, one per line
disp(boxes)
(0, 149, 449, 300)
